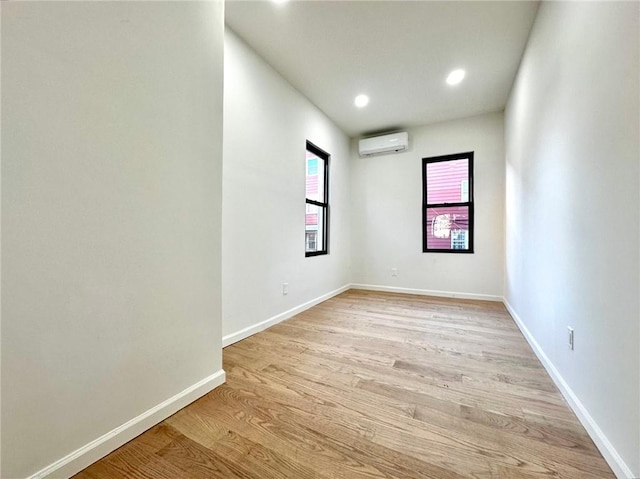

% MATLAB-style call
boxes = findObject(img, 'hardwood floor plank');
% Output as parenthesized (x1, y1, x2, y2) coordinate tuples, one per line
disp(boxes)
(164, 407, 228, 449)
(250, 362, 590, 478)
(193, 388, 414, 479)
(155, 432, 247, 479)
(73, 290, 615, 479)
(199, 381, 470, 479)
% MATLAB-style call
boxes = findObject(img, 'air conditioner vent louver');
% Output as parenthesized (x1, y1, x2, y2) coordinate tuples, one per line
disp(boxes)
(358, 132, 409, 157)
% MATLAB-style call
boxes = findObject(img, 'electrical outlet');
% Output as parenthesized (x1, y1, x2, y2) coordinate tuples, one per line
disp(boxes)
(282, 283, 289, 295)
(391, 268, 398, 277)
(568, 327, 574, 350)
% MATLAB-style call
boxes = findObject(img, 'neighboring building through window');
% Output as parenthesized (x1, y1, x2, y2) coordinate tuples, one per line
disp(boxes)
(422, 152, 474, 253)
(305, 141, 329, 256)
(305, 231, 317, 251)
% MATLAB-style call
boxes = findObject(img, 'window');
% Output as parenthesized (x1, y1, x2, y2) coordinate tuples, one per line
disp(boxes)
(305, 141, 329, 256)
(422, 152, 474, 253)
(305, 231, 317, 251)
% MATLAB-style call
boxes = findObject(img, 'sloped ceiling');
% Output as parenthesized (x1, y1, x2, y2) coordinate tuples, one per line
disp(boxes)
(226, 0, 539, 137)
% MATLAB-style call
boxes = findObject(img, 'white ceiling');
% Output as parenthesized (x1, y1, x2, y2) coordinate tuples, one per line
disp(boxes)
(225, 1, 539, 138)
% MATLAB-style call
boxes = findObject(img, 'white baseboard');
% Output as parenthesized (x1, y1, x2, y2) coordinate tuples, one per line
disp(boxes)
(350, 283, 502, 302)
(28, 369, 226, 479)
(503, 299, 636, 479)
(222, 284, 351, 347)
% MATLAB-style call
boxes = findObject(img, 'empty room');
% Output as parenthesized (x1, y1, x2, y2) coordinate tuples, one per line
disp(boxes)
(1, 1, 639, 478)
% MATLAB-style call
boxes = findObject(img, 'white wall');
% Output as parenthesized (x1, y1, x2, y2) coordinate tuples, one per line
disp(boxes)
(350, 112, 505, 300)
(1, 2, 225, 477)
(504, 2, 639, 477)
(222, 29, 351, 343)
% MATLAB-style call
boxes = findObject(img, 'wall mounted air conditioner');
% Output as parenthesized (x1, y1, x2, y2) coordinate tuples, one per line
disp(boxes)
(358, 132, 409, 157)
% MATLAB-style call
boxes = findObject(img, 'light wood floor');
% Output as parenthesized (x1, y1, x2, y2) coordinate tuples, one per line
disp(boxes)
(74, 290, 614, 479)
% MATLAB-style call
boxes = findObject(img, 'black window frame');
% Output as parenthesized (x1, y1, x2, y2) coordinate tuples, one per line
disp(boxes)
(422, 151, 474, 254)
(305, 140, 330, 257)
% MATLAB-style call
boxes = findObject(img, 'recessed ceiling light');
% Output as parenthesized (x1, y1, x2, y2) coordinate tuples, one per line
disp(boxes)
(446, 69, 466, 86)
(354, 94, 369, 108)
(272, 0, 289, 4)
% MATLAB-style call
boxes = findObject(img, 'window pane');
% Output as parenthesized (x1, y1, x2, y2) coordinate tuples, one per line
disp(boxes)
(425, 205, 470, 250)
(305, 204, 324, 253)
(426, 158, 469, 204)
(306, 151, 325, 203)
